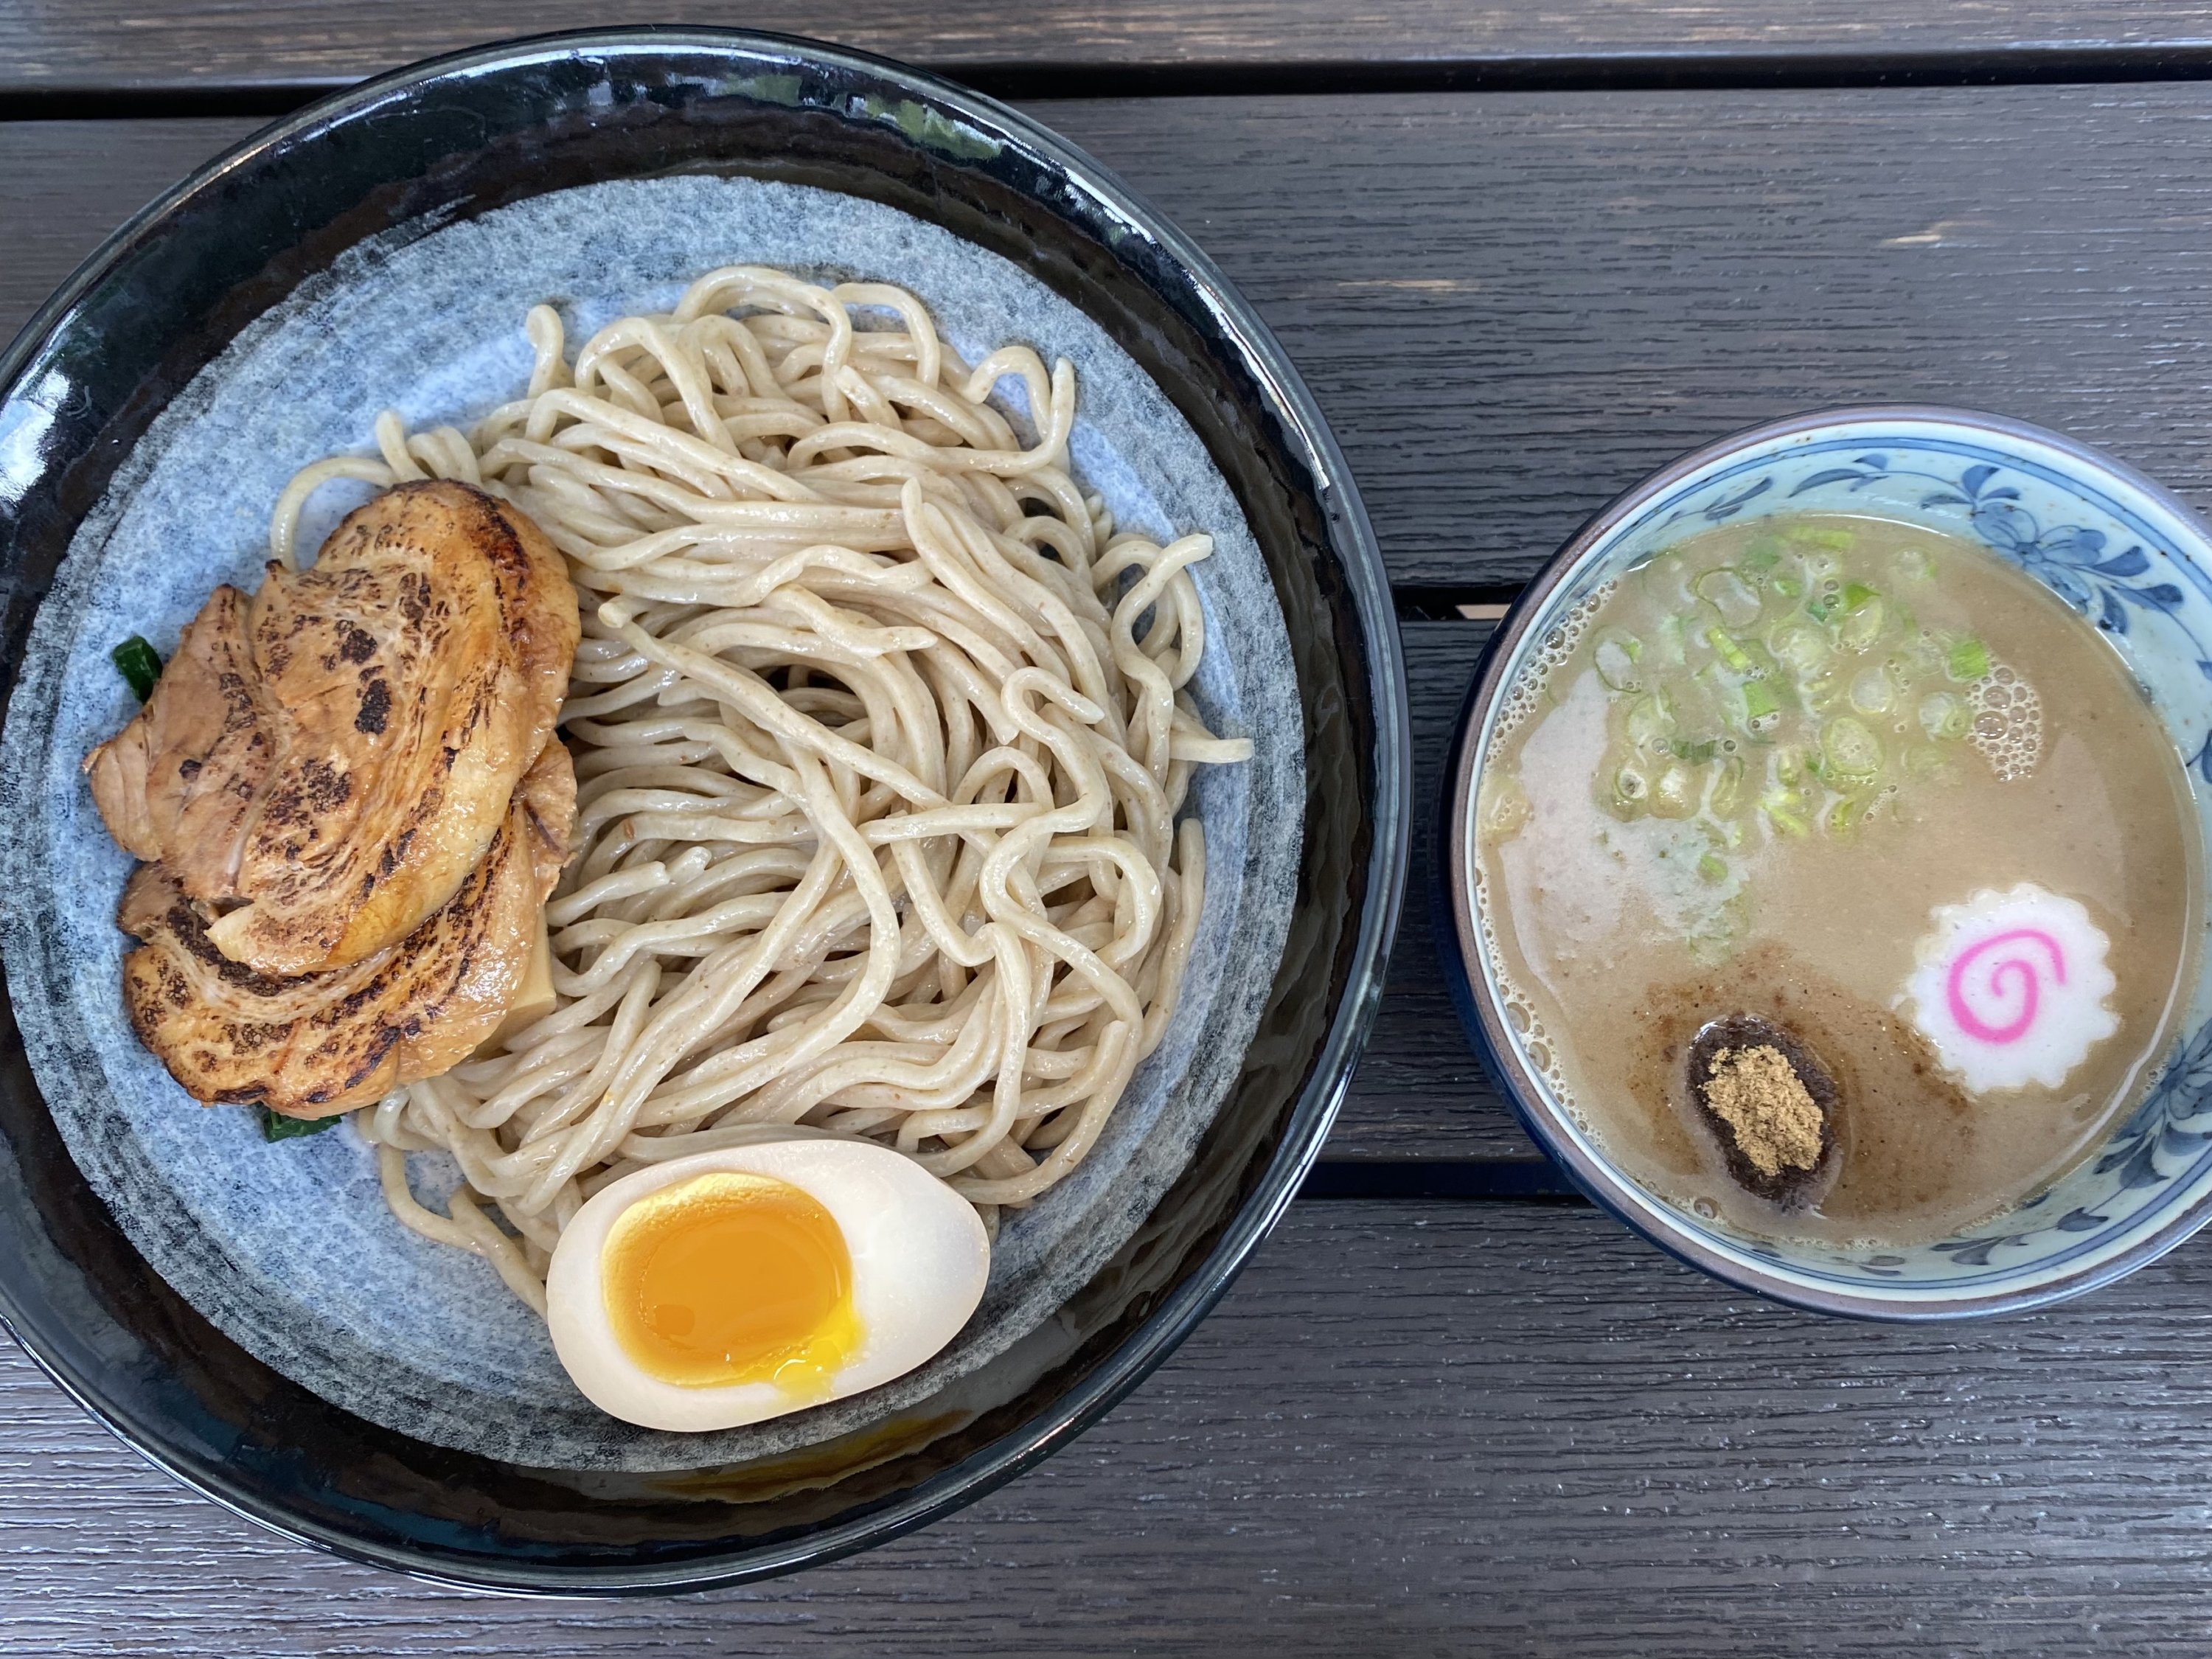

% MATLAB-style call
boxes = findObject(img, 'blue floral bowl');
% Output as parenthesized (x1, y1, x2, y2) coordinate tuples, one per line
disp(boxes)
(1441, 407, 2212, 1318)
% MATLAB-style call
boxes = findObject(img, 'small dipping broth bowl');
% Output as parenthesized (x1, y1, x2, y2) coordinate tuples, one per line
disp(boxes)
(1441, 407, 2212, 1318)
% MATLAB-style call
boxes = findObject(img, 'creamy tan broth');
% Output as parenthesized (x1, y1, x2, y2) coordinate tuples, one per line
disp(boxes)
(1475, 513, 2203, 1246)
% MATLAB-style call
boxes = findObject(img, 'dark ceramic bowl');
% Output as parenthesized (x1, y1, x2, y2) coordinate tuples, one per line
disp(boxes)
(0, 29, 1408, 1590)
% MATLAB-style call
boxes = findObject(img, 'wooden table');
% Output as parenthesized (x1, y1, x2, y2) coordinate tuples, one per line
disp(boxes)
(13, 5, 2212, 1652)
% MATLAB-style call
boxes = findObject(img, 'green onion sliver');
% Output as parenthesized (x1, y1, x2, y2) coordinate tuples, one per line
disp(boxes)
(111, 635, 163, 703)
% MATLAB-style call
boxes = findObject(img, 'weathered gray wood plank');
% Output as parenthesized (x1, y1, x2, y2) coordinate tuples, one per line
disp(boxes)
(1044, 86, 2212, 588)
(17, 86, 2212, 591)
(5, 0, 2212, 94)
(8, 1198, 2212, 1654)
(1340, 620, 1520, 1157)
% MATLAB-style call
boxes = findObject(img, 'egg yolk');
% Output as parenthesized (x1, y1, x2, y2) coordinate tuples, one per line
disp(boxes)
(601, 1171, 862, 1394)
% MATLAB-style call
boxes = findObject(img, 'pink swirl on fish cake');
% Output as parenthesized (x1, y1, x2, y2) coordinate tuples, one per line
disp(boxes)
(1901, 886, 2117, 1093)
(1945, 928, 2066, 1045)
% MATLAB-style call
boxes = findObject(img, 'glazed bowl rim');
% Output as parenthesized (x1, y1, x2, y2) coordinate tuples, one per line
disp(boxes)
(1444, 402, 2212, 1321)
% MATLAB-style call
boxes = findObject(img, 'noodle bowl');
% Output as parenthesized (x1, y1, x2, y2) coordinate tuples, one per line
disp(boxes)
(279, 266, 1252, 1315)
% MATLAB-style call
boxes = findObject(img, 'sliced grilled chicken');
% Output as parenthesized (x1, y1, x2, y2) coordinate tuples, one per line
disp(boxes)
(118, 739, 577, 1119)
(86, 481, 579, 976)
(83, 585, 279, 869)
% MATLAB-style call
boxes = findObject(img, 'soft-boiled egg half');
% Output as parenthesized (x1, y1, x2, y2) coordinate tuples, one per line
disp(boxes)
(546, 1138, 990, 1432)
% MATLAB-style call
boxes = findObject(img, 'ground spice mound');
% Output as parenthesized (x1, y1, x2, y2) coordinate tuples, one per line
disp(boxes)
(1700, 1045, 1823, 1177)
(1681, 1012, 1843, 1208)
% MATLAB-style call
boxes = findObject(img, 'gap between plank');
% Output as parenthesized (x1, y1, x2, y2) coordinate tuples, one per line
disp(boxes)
(10, 42, 2212, 120)
(1301, 1158, 1585, 1201)
(970, 45, 2212, 98)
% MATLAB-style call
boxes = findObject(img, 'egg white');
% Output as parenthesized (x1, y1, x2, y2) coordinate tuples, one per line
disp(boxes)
(546, 1138, 990, 1432)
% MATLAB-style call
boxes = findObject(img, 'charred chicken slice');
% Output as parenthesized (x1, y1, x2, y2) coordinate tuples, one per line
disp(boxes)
(118, 739, 577, 1119)
(86, 481, 580, 976)
(83, 585, 280, 870)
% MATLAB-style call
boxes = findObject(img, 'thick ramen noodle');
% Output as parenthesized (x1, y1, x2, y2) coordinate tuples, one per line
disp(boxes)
(279, 267, 1251, 1313)
(1475, 514, 2202, 1247)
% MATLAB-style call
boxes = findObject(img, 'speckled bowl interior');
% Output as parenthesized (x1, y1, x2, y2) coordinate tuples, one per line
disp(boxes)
(1447, 408, 2212, 1318)
(3, 170, 1304, 1473)
(0, 31, 1404, 1590)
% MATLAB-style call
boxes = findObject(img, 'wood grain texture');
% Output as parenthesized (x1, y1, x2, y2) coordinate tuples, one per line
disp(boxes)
(1338, 620, 1523, 1158)
(10, 1198, 2212, 1654)
(1043, 86, 2212, 588)
(19, 86, 2212, 591)
(7, 0, 2212, 94)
